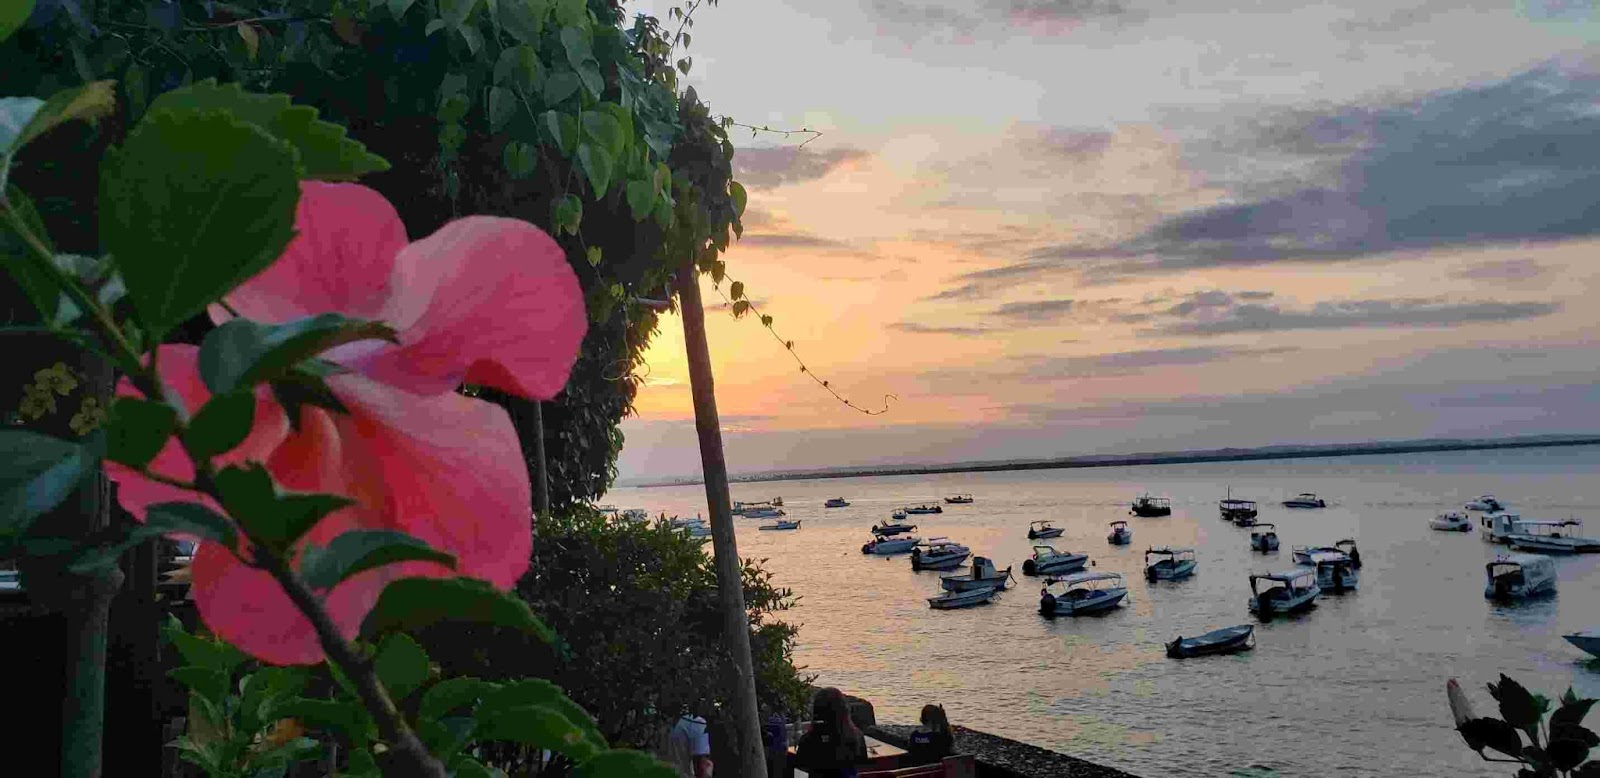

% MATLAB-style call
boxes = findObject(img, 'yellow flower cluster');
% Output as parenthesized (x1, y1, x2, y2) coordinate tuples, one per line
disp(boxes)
(15, 362, 105, 435)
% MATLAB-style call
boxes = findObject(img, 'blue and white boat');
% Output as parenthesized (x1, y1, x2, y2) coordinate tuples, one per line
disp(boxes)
(1145, 547, 1197, 581)
(1107, 520, 1132, 545)
(1248, 570, 1320, 618)
(1039, 572, 1128, 616)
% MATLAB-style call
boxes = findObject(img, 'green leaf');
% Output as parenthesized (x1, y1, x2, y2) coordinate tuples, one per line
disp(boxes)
(299, 529, 455, 590)
(487, 87, 515, 131)
(146, 81, 389, 182)
(729, 181, 748, 218)
(0, 0, 34, 44)
(0, 97, 44, 153)
(270, 366, 350, 431)
(624, 179, 655, 221)
(477, 704, 602, 760)
(1554, 698, 1597, 732)
(731, 300, 749, 317)
(242, 666, 311, 731)
(494, 45, 541, 94)
(575, 750, 678, 778)
(502, 141, 538, 179)
(0, 430, 98, 536)
(362, 577, 558, 646)
(69, 501, 239, 574)
(163, 616, 249, 675)
(553, 0, 584, 26)
(103, 397, 177, 468)
(559, 27, 593, 72)
(1550, 734, 1594, 771)
(552, 194, 583, 236)
(373, 632, 432, 702)
(0, 185, 62, 320)
(420, 677, 499, 721)
(576, 65, 604, 99)
(580, 111, 623, 156)
(101, 111, 299, 342)
(497, 0, 546, 44)
(170, 666, 231, 707)
(1459, 718, 1523, 758)
(478, 679, 603, 747)
(542, 72, 582, 108)
(577, 144, 613, 196)
(440, 0, 481, 27)
(585, 246, 602, 267)
(213, 465, 353, 552)
(543, 110, 579, 156)
(458, 23, 484, 54)
(1491, 675, 1546, 736)
(274, 698, 371, 745)
(198, 314, 397, 395)
(729, 281, 745, 301)
(388, 0, 419, 17)
(182, 390, 256, 461)
(6, 81, 116, 154)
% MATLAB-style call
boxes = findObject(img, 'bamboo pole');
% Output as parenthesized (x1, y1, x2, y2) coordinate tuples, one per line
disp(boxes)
(675, 263, 767, 778)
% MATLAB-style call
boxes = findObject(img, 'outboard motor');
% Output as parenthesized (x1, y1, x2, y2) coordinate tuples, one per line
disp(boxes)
(1023, 558, 1037, 576)
(1331, 564, 1346, 593)
(861, 542, 872, 555)
(910, 548, 923, 570)
(1255, 591, 1275, 622)
(1039, 591, 1057, 616)
(1492, 573, 1518, 600)
(1349, 548, 1362, 569)
(1145, 565, 1158, 582)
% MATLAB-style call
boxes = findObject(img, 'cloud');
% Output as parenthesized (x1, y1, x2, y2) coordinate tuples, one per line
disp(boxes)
(865, 0, 1136, 40)
(889, 321, 993, 336)
(990, 298, 1076, 323)
(1153, 297, 1560, 336)
(1452, 259, 1546, 282)
(738, 232, 855, 250)
(733, 146, 870, 190)
(922, 282, 988, 302)
(1022, 345, 1298, 378)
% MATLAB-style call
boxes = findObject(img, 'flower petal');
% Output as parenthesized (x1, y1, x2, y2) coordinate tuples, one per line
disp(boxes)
(344, 216, 585, 400)
(216, 181, 407, 324)
(106, 346, 289, 526)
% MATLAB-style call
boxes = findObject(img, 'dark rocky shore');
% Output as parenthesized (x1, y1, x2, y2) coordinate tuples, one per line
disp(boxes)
(869, 723, 1140, 778)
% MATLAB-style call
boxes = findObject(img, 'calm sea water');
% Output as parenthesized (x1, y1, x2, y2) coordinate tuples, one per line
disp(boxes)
(606, 446, 1600, 777)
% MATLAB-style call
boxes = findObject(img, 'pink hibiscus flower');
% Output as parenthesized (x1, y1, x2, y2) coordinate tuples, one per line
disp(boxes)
(108, 182, 586, 665)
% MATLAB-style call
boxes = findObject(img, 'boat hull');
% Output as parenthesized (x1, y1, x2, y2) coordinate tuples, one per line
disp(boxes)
(941, 574, 1011, 592)
(758, 521, 801, 531)
(1282, 500, 1326, 509)
(906, 507, 943, 515)
(1028, 528, 1065, 539)
(1040, 588, 1127, 616)
(1131, 506, 1171, 517)
(1248, 588, 1319, 617)
(872, 524, 918, 535)
(912, 555, 969, 571)
(928, 587, 996, 609)
(1146, 559, 1197, 581)
(1251, 536, 1280, 552)
(1430, 519, 1473, 532)
(1023, 555, 1087, 577)
(1564, 632, 1600, 659)
(1108, 531, 1132, 545)
(1313, 566, 1359, 592)
(862, 538, 919, 555)
(1508, 536, 1600, 554)
(1167, 625, 1255, 658)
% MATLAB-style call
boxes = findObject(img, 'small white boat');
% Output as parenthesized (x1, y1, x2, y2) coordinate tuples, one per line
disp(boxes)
(759, 519, 801, 531)
(619, 508, 650, 523)
(1248, 570, 1321, 618)
(1291, 545, 1339, 565)
(1027, 520, 1064, 539)
(824, 497, 850, 508)
(1466, 495, 1507, 512)
(742, 507, 786, 519)
(905, 504, 944, 515)
(944, 494, 974, 504)
(1167, 625, 1255, 658)
(911, 538, 971, 571)
(928, 585, 997, 610)
(1507, 519, 1600, 554)
(1485, 554, 1557, 600)
(1022, 545, 1087, 577)
(1107, 520, 1132, 545)
(871, 517, 919, 536)
(862, 534, 920, 555)
(891, 510, 908, 520)
(1250, 524, 1280, 552)
(669, 516, 711, 537)
(1303, 550, 1359, 593)
(1282, 493, 1326, 509)
(1564, 629, 1600, 659)
(940, 556, 1012, 592)
(1430, 512, 1473, 532)
(1130, 494, 1172, 517)
(1145, 547, 1197, 581)
(1039, 572, 1128, 616)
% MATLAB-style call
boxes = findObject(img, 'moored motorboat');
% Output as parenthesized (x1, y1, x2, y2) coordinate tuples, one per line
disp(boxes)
(1221, 499, 1259, 526)
(1485, 554, 1557, 600)
(1291, 545, 1340, 565)
(1145, 547, 1198, 581)
(1479, 512, 1529, 544)
(1303, 550, 1359, 593)
(1282, 493, 1326, 509)
(944, 494, 975, 504)
(1039, 572, 1128, 616)
(1564, 629, 1600, 659)
(928, 585, 998, 610)
(1107, 520, 1132, 545)
(824, 497, 850, 508)
(871, 517, 919, 536)
(911, 538, 972, 571)
(741, 506, 786, 519)
(1248, 570, 1320, 619)
(905, 504, 944, 515)
(1166, 625, 1255, 658)
(1027, 520, 1064, 539)
(1506, 519, 1600, 554)
(1022, 545, 1087, 577)
(1130, 494, 1172, 517)
(1466, 495, 1507, 512)
(940, 556, 1013, 592)
(1250, 524, 1280, 552)
(862, 534, 921, 555)
(1430, 512, 1473, 532)
(891, 509, 908, 520)
(1334, 539, 1362, 568)
(759, 519, 801, 531)
(733, 500, 776, 517)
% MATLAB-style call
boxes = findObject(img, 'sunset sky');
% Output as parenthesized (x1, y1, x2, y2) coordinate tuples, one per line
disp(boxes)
(616, 0, 1600, 481)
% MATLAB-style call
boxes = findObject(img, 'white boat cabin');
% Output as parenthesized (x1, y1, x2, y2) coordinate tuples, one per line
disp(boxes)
(1485, 554, 1557, 599)
(1248, 569, 1321, 616)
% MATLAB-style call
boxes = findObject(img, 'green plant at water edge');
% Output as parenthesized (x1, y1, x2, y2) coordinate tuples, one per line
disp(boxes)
(1448, 676, 1599, 777)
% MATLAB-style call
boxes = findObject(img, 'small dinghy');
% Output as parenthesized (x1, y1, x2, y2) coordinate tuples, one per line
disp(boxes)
(1304, 550, 1359, 593)
(1430, 512, 1473, 532)
(862, 534, 920, 555)
(1282, 493, 1326, 509)
(1107, 520, 1132, 545)
(1039, 572, 1128, 616)
(1145, 547, 1198, 581)
(1564, 629, 1600, 659)
(759, 519, 801, 531)
(928, 585, 997, 610)
(1027, 520, 1064, 539)
(911, 538, 971, 571)
(1022, 545, 1087, 577)
(825, 497, 850, 508)
(1466, 494, 1507, 512)
(944, 494, 975, 504)
(940, 556, 1013, 592)
(1291, 545, 1340, 565)
(1166, 625, 1255, 658)
(891, 510, 908, 520)
(872, 517, 919, 536)
(1250, 524, 1279, 552)
(1485, 554, 1557, 600)
(905, 504, 944, 515)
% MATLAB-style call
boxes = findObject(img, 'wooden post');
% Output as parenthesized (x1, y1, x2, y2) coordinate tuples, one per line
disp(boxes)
(675, 263, 767, 778)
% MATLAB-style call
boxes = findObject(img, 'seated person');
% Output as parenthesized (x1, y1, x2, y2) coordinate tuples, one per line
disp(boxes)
(907, 704, 953, 766)
(795, 688, 868, 778)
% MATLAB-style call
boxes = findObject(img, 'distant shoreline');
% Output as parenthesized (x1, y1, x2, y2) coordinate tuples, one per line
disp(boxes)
(625, 435, 1600, 488)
